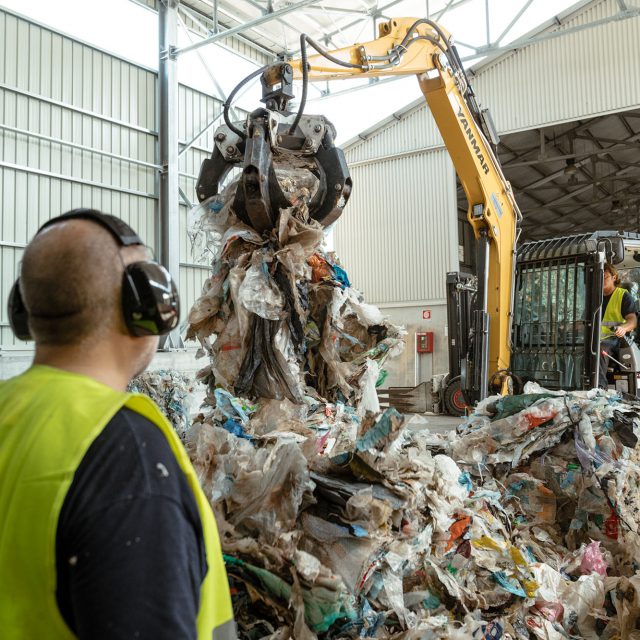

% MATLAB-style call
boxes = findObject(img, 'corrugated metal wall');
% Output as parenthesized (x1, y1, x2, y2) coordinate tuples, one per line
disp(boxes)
(334, 149, 458, 303)
(344, 102, 440, 165)
(0, 7, 230, 349)
(474, 0, 640, 134)
(340, 0, 640, 305)
(0, 8, 158, 348)
(177, 84, 225, 321)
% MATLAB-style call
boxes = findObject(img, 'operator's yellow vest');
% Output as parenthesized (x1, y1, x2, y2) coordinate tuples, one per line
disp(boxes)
(0, 365, 235, 639)
(601, 287, 626, 338)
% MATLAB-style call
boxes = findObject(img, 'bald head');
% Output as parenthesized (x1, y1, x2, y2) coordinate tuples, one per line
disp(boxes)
(21, 219, 135, 346)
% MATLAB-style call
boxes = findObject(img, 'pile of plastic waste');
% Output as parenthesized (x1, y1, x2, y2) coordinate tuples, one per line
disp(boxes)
(182, 382, 640, 639)
(128, 369, 194, 439)
(167, 179, 640, 638)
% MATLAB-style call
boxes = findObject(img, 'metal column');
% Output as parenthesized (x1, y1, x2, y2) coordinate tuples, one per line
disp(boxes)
(158, 0, 183, 349)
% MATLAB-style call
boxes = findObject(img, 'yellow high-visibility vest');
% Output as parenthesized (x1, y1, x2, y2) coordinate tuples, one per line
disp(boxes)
(0, 365, 235, 639)
(601, 287, 626, 339)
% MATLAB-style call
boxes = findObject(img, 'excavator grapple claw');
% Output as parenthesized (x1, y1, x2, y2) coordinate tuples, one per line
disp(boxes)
(196, 107, 351, 234)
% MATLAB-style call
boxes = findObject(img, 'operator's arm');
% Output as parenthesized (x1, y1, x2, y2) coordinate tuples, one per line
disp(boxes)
(614, 291, 637, 337)
(56, 408, 208, 640)
(615, 313, 637, 337)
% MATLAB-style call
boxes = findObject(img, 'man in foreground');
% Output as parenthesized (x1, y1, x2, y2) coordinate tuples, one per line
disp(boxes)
(0, 209, 236, 639)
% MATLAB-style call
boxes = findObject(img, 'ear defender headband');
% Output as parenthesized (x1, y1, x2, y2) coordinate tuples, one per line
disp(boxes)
(8, 208, 180, 340)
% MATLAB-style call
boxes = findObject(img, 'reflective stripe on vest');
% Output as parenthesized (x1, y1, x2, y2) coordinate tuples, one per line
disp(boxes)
(601, 287, 626, 339)
(0, 365, 235, 639)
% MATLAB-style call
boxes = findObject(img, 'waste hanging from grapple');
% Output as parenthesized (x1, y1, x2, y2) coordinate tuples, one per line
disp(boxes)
(187, 177, 403, 411)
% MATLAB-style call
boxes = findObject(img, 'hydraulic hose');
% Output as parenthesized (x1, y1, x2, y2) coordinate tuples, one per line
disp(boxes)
(303, 34, 368, 70)
(223, 64, 269, 139)
(288, 34, 309, 135)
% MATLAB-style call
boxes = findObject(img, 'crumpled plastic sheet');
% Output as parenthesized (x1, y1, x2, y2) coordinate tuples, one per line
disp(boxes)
(127, 171, 640, 638)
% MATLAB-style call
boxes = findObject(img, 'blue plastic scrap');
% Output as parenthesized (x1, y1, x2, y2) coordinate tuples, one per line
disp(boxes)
(350, 525, 369, 538)
(214, 388, 253, 425)
(222, 418, 253, 441)
(332, 264, 351, 289)
(458, 471, 473, 492)
(422, 592, 441, 609)
(355, 408, 403, 452)
(335, 599, 385, 638)
(474, 621, 504, 639)
(492, 571, 526, 597)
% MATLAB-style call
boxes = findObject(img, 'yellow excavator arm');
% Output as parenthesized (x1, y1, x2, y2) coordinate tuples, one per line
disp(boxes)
(196, 17, 522, 402)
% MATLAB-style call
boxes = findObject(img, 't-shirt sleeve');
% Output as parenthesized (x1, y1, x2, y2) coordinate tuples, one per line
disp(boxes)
(56, 408, 208, 640)
(622, 290, 637, 317)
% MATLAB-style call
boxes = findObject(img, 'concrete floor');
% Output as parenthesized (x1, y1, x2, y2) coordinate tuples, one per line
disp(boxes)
(420, 413, 465, 434)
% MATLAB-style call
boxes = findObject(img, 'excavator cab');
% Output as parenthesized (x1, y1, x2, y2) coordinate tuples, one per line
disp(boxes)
(510, 230, 640, 396)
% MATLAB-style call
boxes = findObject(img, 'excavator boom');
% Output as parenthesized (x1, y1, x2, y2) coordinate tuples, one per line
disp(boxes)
(196, 17, 522, 403)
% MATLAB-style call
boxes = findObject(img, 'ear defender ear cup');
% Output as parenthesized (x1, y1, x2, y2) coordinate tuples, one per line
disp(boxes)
(7, 209, 181, 340)
(121, 262, 180, 337)
(8, 280, 32, 342)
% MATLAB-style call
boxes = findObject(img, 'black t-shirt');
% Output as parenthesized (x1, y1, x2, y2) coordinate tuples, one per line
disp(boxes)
(55, 407, 208, 639)
(602, 288, 636, 319)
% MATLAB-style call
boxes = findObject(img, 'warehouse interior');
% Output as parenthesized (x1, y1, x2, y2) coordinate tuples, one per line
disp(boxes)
(3, 0, 640, 637)
(459, 106, 640, 269)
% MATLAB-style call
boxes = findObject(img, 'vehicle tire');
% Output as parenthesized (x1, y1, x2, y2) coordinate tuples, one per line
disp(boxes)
(444, 376, 467, 417)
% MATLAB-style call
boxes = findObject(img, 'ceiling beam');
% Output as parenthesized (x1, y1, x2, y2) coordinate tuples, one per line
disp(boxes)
(521, 177, 640, 216)
(301, 5, 376, 15)
(599, 158, 640, 169)
(175, 0, 324, 56)
(575, 135, 640, 148)
(524, 176, 638, 191)
(500, 118, 599, 167)
(461, 7, 640, 62)
(503, 127, 640, 169)
(617, 112, 636, 137)
(289, 0, 475, 57)
(494, 0, 534, 45)
(164, 2, 276, 59)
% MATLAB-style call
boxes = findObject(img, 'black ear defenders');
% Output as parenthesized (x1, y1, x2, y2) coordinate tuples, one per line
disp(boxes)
(8, 208, 180, 340)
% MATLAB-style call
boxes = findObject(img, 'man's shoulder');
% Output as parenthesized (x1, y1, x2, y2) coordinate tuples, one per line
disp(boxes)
(619, 288, 636, 304)
(65, 407, 190, 517)
(109, 406, 171, 453)
(105, 407, 187, 492)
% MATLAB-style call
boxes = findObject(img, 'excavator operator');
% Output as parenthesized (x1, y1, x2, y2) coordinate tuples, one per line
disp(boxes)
(599, 262, 637, 389)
